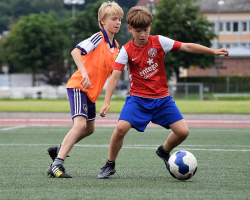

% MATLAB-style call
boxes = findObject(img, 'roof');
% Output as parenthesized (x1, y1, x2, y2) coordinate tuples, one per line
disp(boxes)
(136, 0, 160, 6)
(137, 0, 250, 13)
(228, 47, 250, 57)
(194, 0, 250, 13)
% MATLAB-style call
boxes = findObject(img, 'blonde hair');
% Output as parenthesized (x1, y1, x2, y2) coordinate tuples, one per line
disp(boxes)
(98, 1, 124, 29)
(126, 6, 153, 29)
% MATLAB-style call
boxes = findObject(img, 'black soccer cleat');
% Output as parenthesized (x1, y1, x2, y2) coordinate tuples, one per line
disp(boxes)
(47, 164, 72, 178)
(156, 145, 170, 169)
(47, 144, 69, 161)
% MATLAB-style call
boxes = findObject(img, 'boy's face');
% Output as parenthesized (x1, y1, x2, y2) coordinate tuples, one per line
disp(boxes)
(128, 25, 151, 47)
(101, 14, 122, 34)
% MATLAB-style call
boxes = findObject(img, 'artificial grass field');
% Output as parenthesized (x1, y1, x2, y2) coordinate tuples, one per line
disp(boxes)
(0, 126, 249, 200)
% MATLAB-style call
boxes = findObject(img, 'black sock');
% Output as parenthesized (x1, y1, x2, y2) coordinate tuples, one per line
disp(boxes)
(161, 145, 170, 155)
(107, 159, 115, 167)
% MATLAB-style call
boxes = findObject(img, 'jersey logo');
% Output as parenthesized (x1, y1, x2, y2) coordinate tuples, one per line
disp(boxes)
(132, 56, 139, 61)
(148, 48, 157, 57)
(147, 58, 154, 65)
(140, 58, 159, 79)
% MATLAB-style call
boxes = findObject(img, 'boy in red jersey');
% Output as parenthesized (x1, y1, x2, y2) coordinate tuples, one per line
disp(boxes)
(46, 1, 123, 178)
(98, 6, 229, 179)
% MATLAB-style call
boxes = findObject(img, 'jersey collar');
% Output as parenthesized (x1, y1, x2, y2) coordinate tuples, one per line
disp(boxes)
(101, 29, 117, 48)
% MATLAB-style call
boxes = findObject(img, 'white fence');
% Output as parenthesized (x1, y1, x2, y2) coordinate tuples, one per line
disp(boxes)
(0, 86, 68, 99)
(168, 83, 203, 100)
(0, 83, 204, 100)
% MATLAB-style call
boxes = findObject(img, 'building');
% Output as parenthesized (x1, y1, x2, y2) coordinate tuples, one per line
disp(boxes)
(195, 0, 250, 50)
(136, 0, 160, 14)
(136, 0, 250, 77)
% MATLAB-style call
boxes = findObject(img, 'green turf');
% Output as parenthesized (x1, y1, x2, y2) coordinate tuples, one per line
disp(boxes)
(0, 99, 250, 113)
(0, 126, 249, 199)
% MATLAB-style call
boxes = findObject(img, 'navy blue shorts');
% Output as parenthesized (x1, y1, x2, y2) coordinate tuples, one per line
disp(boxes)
(119, 95, 183, 132)
(67, 88, 96, 122)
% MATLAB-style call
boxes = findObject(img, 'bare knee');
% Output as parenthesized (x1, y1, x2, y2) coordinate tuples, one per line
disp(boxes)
(84, 126, 94, 137)
(180, 128, 189, 139)
(114, 125, 128, 138)
(73, 122, 87, 132)
(88, 126, 95, 134)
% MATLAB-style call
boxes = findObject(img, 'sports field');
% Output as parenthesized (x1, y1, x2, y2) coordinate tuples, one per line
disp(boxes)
(0, 125, 249, 200)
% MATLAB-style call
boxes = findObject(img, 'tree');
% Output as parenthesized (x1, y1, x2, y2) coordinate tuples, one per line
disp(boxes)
(39, 60, 68, 86)
(151, 0, 216, 80)
(71, 0, 133, 49)
(0, 0, 72, 33)
(3, 12, 68, 85)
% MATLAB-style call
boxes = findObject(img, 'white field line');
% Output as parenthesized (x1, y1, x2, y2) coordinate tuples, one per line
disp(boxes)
(0, 126, 27, 131)
(0, 143, 249, 152)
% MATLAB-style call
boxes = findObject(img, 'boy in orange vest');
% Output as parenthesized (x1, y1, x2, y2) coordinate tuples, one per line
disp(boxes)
(47, 1, 123, 178)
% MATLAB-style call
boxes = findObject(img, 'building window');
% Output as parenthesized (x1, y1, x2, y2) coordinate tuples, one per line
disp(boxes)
(219, 22, 223, 32)
(210, 22, 215, 32)
(233, 22, 238, 32)
(226, 22, 231, 32)
(232, 43, 238, 47)
(225, 44, 230, 48)
(242, 22, 247, 32)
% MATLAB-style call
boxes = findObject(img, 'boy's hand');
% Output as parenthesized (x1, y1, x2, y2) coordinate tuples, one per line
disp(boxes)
(80, 71, 91, 89)
(214, 48, 229, 58)
(100, 104, 110, 117)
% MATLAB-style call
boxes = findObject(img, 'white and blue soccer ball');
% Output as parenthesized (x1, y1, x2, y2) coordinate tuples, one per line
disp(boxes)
(167, 150, 197, 180)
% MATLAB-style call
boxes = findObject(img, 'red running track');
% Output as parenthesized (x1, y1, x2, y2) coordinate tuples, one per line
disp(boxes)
(0, 118, 250, 128)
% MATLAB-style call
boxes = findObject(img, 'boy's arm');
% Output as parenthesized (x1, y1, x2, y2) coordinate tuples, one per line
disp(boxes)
(100, 70, 122, 117)
(179, 43, 229, 57)
(71, 48, 91, 89)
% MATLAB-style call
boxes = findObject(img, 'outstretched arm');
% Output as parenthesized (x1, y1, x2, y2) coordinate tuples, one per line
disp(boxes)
(100, 70, 122, 117)
(179, 43, 229, 58)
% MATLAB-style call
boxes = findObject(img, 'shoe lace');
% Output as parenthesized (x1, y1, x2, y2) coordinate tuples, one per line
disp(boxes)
(100, 165, 107, 170)
(101, 164, 113, 171)
(58, 165, 66, 173)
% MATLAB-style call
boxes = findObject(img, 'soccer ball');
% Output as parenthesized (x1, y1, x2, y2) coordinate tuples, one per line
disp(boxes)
(167, 150, 197, 180)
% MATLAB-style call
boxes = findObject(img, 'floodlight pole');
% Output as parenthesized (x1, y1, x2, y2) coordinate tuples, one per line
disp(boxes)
(63, 0, 85, 19)
(216, 0, 225, 76)
(149, 0, 156, 14)
(63, 0, 85, 75)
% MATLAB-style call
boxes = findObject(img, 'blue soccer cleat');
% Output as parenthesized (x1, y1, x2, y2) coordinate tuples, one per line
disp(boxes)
(156, 145, 170, 169)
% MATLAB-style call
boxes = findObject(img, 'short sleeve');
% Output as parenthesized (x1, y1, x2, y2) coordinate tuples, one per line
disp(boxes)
(158, 35, 182, 53)
(112, 46, 128, 71)
(75, 33, 103, 55)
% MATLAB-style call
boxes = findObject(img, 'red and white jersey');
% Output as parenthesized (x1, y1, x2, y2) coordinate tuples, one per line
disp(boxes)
(112, 35, 182, 98)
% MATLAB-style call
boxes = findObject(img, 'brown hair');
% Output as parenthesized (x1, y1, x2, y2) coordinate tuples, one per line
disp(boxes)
(126, 6, 153, 29)
(98, 1, 124, 29)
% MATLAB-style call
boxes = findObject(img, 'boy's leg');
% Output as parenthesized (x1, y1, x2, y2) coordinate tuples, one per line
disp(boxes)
(47, 116, 87, 178)
(156, 119, 189, 169)
(57, 116, 87, 160)
(108, 120, 132, 161)
(76, 120, 95, 143)
(164, 119, 189, 152)
(47, 120, 94, 161)
(98, 120, 131, 179)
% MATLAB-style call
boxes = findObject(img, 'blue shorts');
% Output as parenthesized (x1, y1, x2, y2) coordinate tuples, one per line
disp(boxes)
(119, 95, 183, 132)
(67, 88, 96, 122)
